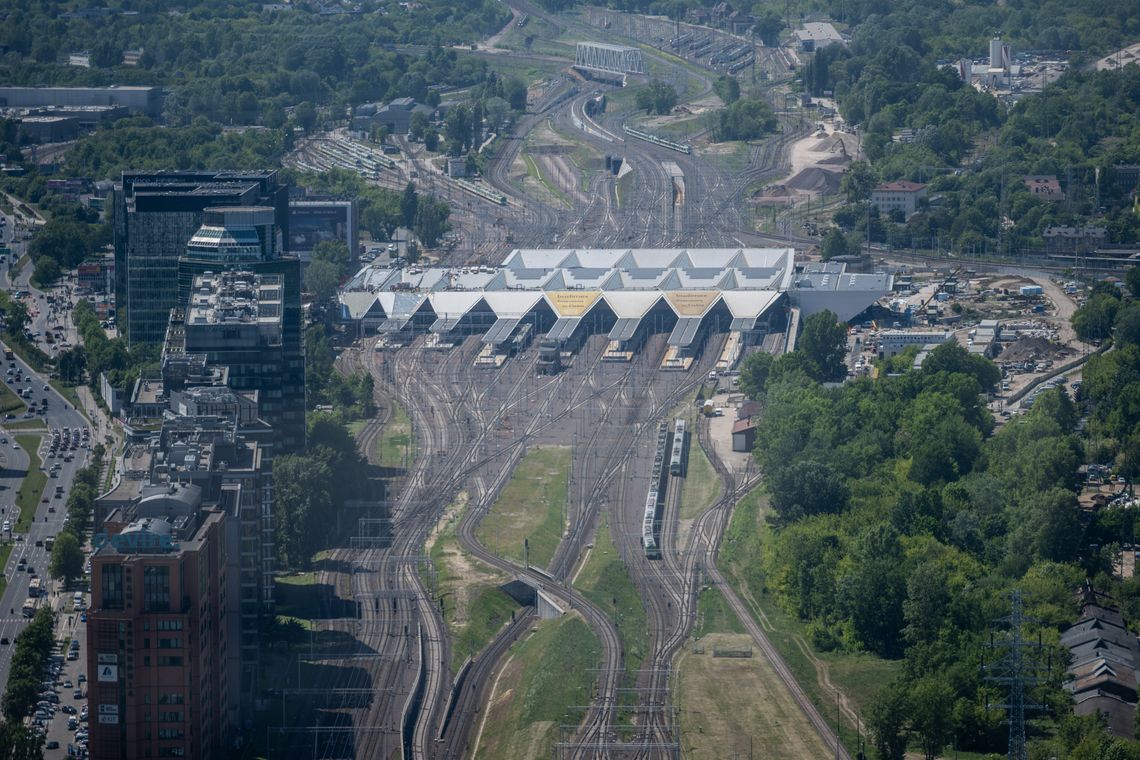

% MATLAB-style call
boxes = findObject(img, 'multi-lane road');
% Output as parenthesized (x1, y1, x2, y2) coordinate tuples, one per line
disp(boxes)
(0, 209, 95, 699)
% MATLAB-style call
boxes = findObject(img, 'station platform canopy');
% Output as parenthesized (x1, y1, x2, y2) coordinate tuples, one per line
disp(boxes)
(482, 317, 522, 345)
(668, 318, 705, 347)
(547, 317, 581, 342)
(340, 248, 893, 342)
(609, 318, 642, 342)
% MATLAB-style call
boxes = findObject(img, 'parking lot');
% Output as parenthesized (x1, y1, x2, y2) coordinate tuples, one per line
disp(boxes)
(35, 592, 90, 758)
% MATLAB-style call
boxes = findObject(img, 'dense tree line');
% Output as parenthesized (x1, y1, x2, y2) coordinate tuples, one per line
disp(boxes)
(51, 450, 104, 585)
(304, 323, 375, 419)
(294, 170, 451, 249)
(2, 607, 55, 726)
(273, 411, 367, 569)
(726, 319, 1139, 756)
(711, 97, 777, 142)
(0, 1, 508, 127)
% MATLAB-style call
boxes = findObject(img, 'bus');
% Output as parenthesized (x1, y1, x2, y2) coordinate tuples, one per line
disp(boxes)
(21, 598, 36, 618)
(28, 577, 42, 597)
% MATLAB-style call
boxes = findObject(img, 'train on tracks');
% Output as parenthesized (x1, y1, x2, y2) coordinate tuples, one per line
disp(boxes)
(669, 417, 687, 477)
(642, 420, 671, 560)
(454, 178, 507, 205)
(622, 125, 692, 155)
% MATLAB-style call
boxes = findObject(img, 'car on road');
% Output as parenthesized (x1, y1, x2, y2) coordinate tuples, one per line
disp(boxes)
(45, 740, 58, 750)
(0, 638, 9, 645)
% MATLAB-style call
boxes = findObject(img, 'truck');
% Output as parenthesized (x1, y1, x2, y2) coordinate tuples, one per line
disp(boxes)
(3, 349, 12, 360)
(21, 598, 36, 617)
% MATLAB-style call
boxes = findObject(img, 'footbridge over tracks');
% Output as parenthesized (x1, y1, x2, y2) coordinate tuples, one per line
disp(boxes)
(575, 41, 646, 75)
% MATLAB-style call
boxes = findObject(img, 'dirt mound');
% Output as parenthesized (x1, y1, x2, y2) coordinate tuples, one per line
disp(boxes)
(818, 154, 850, 166)
(997, 336, 1060, 363)
(785, 167, 843, 195)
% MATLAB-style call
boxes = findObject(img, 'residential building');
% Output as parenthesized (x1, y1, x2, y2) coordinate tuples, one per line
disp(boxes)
(0, 85, 162, 115)
(352, 97, 434, 135)
(95, 414, 275, 732)
(113, 171, 289, 345)
(877, 330, 951, 358)
(78, 258, 115, 294)
(794, 22, 845, 52)
(1023, 174, 1064, 201)
(87, 501, 230, 760)
(164, 270, 305, 453)
(969, 319, 1001, 357)
(871, 180, 927, 218)
(1062, 584, 1140, 738)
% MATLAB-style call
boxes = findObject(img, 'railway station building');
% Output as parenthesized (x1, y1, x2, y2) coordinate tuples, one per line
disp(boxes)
(339, 248, 892, 366)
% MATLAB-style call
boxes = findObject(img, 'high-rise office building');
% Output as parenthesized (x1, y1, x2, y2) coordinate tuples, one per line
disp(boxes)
(113, 171, 289, 345)
(164, 270, 305, 452)
(87, 499, 230, 760)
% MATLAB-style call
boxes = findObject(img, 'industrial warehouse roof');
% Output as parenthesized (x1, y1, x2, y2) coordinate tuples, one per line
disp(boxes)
(340, 248, 893, 338)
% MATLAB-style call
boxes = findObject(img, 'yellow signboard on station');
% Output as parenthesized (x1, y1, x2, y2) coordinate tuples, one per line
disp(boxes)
(546, 291, 601, 317)
(664, 290, 719, 316)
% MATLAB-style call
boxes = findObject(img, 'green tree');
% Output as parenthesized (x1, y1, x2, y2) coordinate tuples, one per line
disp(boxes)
(820, 228, 848, 260)
(902, 559, 951, 647)
(272, 454, 333, 569)
(1126, 266, 1140, 299)
(910, 678, 955, 760)
(767, 460, 849, 524)
(2, 298, 29, 337)
(1115, 303, 1140, 346)
(838, 524, 906, 656)
(400, 182, 419, 229)
(798, 310, 848, 382)
(714, 98, 777, 141)
(294, 101, 318, 133)
(753, 9, 784, 46)
(920, 341, 1001, 391)
(841, 161, 877, 203)
(713, 75, 740, 105)
(867, 681, 909, 760)
(738, 351, 774, 398)
(57, 347, 87, 383)
(413, 197, 451, 248)
(635, 79, 678, 115)
(304, 259, 341, 304)
(49, 531, 84, 584)
(1072, 293, 1121, 341)
(312, 240, 350, 271)
(31, 257, 61, 286)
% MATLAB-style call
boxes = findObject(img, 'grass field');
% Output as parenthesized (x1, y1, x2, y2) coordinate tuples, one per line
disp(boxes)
(378, 401, 413, 468)
(692, 586, 745, 639)
(0, 544, 10, 598)
(717, 486, 901, 753)
(4, 419, 45, 431)
(14, 434, 43, 532)
(477, 446, 569, 569)
(680, 437, 719, 520)
(0, 385, 25, 416)
(427, 494, 517, 673)
(678, 632, 832, 760)
(574, 516, 648, 680)
(475, 615, 599, 760)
